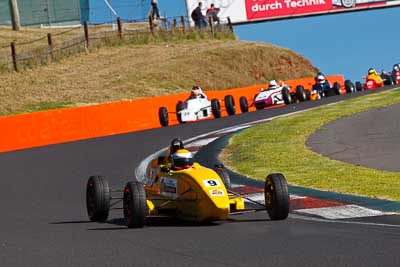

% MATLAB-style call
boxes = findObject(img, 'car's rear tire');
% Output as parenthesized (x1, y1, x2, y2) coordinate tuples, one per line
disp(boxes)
(158, 107, 169, 126)
(211, 99, 221, 118)
(86, 176, 110, 222)
(333, 82, 341, 95)
(256, 105, 264, 110)
(355, 81, 363, 91)
(344, 80, 354, 93)
(176, 101, 184, 124)
(214, 164, 231, 190)
(295, 85, 307, 102)
(239, 96, 248, 113)
(282, 87, 292, 105)
(384, 75, 394, 85)
(224, 95, 236, 115)
(264, 173, 289, 220)
(305, 90, 311, 100)
(123, 181, 147, 228)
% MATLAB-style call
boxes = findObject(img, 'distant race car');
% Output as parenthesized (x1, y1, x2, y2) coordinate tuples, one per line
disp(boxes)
(392, 70, 400, 84)
(158, 95, 236, 126)
(332, 0, 385, 8)
(281, 81, 343, 104)
(380, 70, 398, 85)
(238, 84, 288, 112)
(85, 138, 290, 228)
(355, 76, 386, 91)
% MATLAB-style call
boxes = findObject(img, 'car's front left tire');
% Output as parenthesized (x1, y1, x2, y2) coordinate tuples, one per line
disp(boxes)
(282, 87, 292, 105)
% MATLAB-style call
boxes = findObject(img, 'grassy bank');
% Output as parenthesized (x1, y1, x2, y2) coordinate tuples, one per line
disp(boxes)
(221, 89, 400, 201)
(0, 36, 317, 115)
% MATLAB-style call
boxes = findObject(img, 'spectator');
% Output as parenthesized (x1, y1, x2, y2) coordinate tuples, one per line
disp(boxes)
(206, 3, 220, 24)
(150, 0, 160, 20)
(191, 2, 207, 29)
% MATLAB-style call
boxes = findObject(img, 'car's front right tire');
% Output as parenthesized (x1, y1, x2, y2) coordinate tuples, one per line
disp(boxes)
(264, 173, 289, 220)
(86, 175, 110, 222)
(211, 99, 221, 118)
(123, 182, 147, 228)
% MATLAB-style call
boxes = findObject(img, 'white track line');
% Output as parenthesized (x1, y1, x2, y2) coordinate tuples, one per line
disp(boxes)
(294, 205, 386, 220)
(186, 137, 219, 148)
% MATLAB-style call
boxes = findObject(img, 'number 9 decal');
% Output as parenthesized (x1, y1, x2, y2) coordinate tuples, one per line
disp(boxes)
(203, 179, 221, 187)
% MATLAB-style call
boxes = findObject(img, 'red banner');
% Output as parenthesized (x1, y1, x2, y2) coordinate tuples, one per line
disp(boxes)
(246, 0, 332, 19)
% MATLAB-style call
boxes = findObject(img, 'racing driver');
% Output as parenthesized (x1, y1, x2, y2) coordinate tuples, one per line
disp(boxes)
(312, 73, 331, 93)
(171, 149, 194, 170)
(366, 68, 383, 87)
(190, 86, 208, 99)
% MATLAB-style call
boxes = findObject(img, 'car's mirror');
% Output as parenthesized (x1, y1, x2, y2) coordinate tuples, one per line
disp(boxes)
(160, 166, 170, 173)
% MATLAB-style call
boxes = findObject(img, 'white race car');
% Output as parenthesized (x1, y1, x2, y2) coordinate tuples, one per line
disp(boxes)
(238, 86, 288, 112)
(158, 95, 236, 126)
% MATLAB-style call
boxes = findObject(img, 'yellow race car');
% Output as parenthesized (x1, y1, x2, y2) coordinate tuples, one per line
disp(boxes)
(86, 138, 290, 228)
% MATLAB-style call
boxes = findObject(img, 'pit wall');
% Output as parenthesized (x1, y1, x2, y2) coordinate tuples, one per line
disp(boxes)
(0, 75, 344, 153)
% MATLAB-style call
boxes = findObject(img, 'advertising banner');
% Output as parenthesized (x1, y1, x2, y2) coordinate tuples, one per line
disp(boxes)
(186, 0, 400, 24)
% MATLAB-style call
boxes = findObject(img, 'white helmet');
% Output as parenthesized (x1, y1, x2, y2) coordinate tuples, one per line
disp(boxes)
(171, 149, 194, 170)
(317, 75, 325, 84)
(394, 65, 399, 72)
(268, 80, 278, 89)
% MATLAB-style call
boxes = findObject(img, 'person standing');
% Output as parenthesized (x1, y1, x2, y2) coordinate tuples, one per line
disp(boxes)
(151, 0, 160, 20)
(191, 2, 207, 29)
(206, 3, 220, 24)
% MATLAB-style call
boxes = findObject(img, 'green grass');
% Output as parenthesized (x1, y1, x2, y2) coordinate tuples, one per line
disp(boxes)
(221, 89, 400, 201)
(23, 101, 74, 113)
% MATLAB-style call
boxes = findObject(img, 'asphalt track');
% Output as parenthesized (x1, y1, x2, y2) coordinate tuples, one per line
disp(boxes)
(1, 88, 400, 267)
(308, 102, 400, 172)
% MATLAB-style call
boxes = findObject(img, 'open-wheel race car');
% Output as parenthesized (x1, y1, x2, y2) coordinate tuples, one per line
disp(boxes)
(158, 95, 236, 127)
(355, 68, 388, 91)
(85, 138, 290, 228)
(282, 75, 350, 104)
(238, 81, 288, 112)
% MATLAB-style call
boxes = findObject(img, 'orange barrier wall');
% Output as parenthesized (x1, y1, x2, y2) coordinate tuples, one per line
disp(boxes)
(0, 75, 344, 153)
